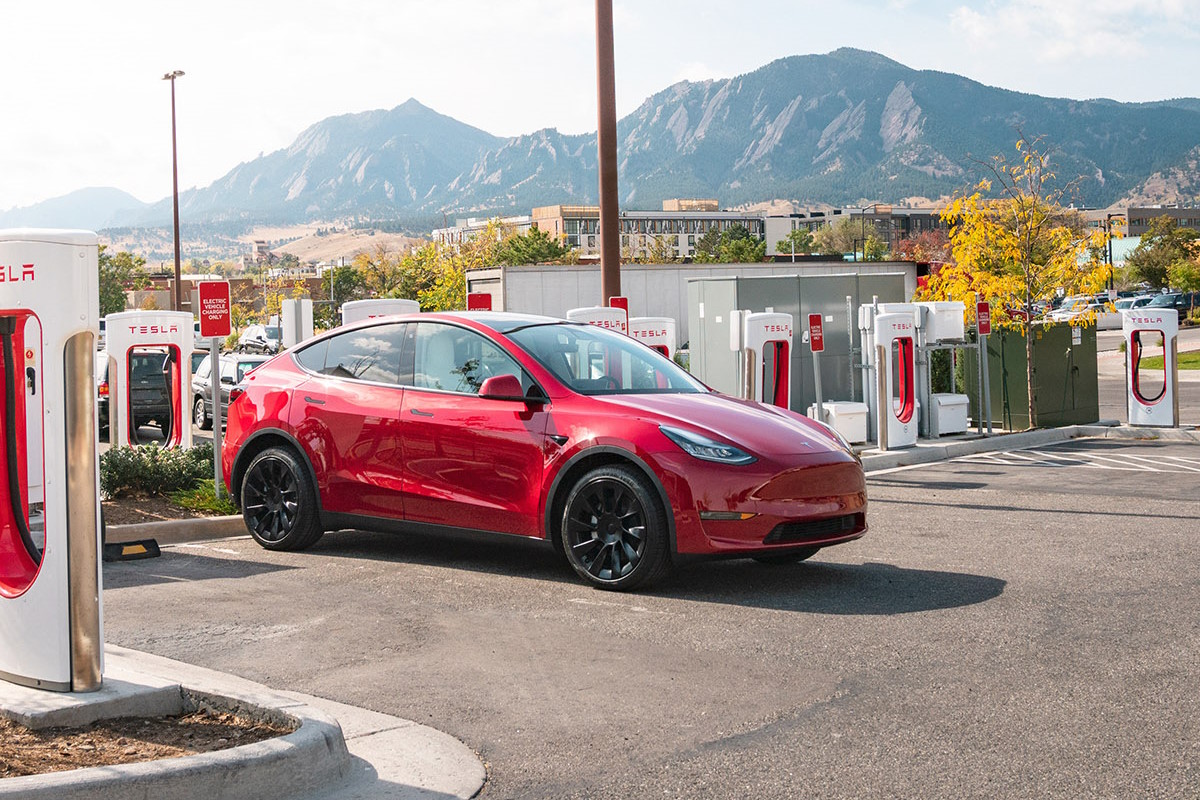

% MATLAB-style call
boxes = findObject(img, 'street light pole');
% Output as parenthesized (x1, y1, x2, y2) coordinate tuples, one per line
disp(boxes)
(163, 70, 185, 312)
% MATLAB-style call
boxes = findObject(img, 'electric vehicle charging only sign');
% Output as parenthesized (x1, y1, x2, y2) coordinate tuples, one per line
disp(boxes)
(198, 281, 232, 338)
(808, 313, 824, 353)
(976, 302, 992, 336)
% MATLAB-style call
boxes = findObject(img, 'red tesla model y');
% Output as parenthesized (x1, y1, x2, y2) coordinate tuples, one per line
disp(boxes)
(222, 313, 867, 590)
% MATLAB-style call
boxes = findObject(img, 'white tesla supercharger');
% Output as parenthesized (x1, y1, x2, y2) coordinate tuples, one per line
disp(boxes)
(737, 311, 793, 408)
(0, 229, 102, 692)
(341, 298, 420, 326)
(105, 311, 194, 449)
(874, 310, 918, 448)
(281, 298, 314, 348)
(1123, 308, 1179, 427)
(566, 306, 628, 334)
(629, 316, 677, 359)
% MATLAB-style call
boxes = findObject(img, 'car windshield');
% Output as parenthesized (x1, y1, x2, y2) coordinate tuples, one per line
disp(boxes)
(508, 322, 705, 395)
(264, 327, 281, 340)
(1146, 294, 1179, 307)
(237, 359, 267, 381)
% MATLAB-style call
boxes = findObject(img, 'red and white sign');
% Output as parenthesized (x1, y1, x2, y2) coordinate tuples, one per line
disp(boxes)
(609, 296, 629, 329)
(808, 313, 824, 353)
(198, 281, 232, 338)
(976, 301, 991, 336)
(467, 292, 492, 311)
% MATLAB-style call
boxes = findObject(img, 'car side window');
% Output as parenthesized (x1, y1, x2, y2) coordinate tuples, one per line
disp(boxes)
(195, 357, 211, 380)
(410, 323, 528, 396)
(313, 324, 407, 384)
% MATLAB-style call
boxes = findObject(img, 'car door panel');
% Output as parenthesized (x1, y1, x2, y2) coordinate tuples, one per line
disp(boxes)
(400, 322, 549, 537)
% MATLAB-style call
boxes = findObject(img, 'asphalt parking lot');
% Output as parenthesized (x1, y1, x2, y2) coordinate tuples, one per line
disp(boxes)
(101, 438, 1200, 799)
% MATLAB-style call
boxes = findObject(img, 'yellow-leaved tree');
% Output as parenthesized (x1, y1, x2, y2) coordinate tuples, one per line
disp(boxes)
(916, 136, 1112, 428)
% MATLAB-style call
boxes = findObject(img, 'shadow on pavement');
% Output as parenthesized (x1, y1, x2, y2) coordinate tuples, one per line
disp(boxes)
(306, 529, 1004, 615)
(103, 551, 298, 589)
(656, 560, 1006, 615)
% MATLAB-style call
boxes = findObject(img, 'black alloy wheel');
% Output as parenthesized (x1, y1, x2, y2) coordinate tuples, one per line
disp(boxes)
(561, 465, 670, 591)
(193, 396, 212, 430)
(241, 446, 323, 551)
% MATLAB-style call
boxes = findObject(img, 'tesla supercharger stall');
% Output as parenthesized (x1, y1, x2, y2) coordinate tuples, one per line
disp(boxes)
(566, 306, 628, 334)
(1123, 308, 1180, 427)
(341, 298, 420, 326)
(281, 298, 314, 348)
(734, 311, 793, 408)
(873, 311, 918, 449)
(105, 310, 194, 449)
(0, 229, 102, 692)
(629, 316, 677, 360)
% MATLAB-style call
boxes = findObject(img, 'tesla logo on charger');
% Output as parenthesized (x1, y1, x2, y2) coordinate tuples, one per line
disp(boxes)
(1128, 315, 1165, 325)
(127, 324, 180, 335)
(0, 263, 35, 282)
(889, 322, 913, 332)
(759, 324, 791, 335)
(632, 329, 668, 338)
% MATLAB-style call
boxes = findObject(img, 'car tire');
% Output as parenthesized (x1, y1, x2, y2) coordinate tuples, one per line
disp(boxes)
(194, 396, 212, 430)
(753, 546, 820, 565)
(560, 464, 671, 591)
(240, 446, 324, 551)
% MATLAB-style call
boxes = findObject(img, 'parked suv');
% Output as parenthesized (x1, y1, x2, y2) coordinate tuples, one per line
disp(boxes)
(1144, 291, 1200, 322)
(96, 348, 174, 437)
(237, 324, 282, 354)
(192, 353, 269, 429)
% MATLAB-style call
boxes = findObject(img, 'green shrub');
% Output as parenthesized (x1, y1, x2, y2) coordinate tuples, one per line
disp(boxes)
(100, 442, 215, 499)
(169, 480, 238, 516)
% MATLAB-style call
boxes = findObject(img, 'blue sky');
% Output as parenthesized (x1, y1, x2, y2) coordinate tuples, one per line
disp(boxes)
(1, 0, 1198, 211)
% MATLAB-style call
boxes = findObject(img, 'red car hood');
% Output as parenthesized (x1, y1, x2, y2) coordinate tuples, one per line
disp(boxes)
(592, 391, 846, 458)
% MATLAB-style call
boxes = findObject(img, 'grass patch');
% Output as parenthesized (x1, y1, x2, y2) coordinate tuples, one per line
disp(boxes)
(1136, 350, 1200, 370)
(169, 480, 238, 516)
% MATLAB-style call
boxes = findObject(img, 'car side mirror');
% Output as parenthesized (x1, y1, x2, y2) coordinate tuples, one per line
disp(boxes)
(220, 375, 236, 385)
(479, 374, 525, 401)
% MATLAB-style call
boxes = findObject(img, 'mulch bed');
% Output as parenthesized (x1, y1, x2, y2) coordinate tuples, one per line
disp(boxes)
(0, 711, 290, 778)
(102, 494, 222, 526)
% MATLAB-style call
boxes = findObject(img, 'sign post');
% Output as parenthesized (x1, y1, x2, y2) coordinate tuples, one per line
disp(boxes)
(198, 282, 232, 497)
(976, 300, 992, 434)
(809, 313, 825, 423)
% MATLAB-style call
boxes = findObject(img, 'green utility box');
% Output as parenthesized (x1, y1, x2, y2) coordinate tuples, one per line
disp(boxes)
(963, 323, 1099, 430)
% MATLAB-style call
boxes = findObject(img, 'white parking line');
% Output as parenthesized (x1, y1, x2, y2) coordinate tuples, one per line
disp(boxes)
(956, 448, 1200, 473)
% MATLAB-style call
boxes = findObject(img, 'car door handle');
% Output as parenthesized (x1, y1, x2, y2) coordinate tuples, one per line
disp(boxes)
(409, 408, 434, 417)
(304, 396, 326, 405)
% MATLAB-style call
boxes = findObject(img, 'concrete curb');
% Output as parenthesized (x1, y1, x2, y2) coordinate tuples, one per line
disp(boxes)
(107, 514, 247, 546)
(0, 649, 350, 800)
(861, 423, 1200, 473)
(0, 645, 486, 800)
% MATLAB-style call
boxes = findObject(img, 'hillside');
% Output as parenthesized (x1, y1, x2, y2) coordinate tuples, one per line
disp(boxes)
(16, 49, 1200, 232)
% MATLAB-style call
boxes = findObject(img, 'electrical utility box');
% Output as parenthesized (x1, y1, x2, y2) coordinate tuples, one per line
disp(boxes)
(962, 323, 1099, 430)
(688, 273, 907, 412)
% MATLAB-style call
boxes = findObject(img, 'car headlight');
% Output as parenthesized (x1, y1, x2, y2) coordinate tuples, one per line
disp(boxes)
(660, 425, 756, 465)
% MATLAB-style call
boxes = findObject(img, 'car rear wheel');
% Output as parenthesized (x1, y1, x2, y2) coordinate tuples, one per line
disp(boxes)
(753, 546, 820, 565)
(241, 446, 323, 551)
(193, 397, 212, 430)
(560, 465, 671, 591)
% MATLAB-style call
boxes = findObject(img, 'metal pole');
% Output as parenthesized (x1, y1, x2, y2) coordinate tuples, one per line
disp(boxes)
(875, 343, 888, 451)
(981, 334, 992, 434)
(813, 350, 824, 423)
(211, 340, 223, 499)
(595, 0, 620, 303)
(164, 70, 185, 312)
(976, 327, 985, 435)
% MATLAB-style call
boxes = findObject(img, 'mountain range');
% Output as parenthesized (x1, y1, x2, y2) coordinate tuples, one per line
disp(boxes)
(7, 48, 1200, 233)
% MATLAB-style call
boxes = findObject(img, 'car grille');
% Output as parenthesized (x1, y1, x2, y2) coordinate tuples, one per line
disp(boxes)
(763, 513, 864, 544)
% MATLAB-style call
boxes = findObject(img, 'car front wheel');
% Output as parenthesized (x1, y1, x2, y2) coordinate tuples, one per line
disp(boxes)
(241, 446, 323, 551)
(560, 465, 671, 591)
(193, 397, 212, 430)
